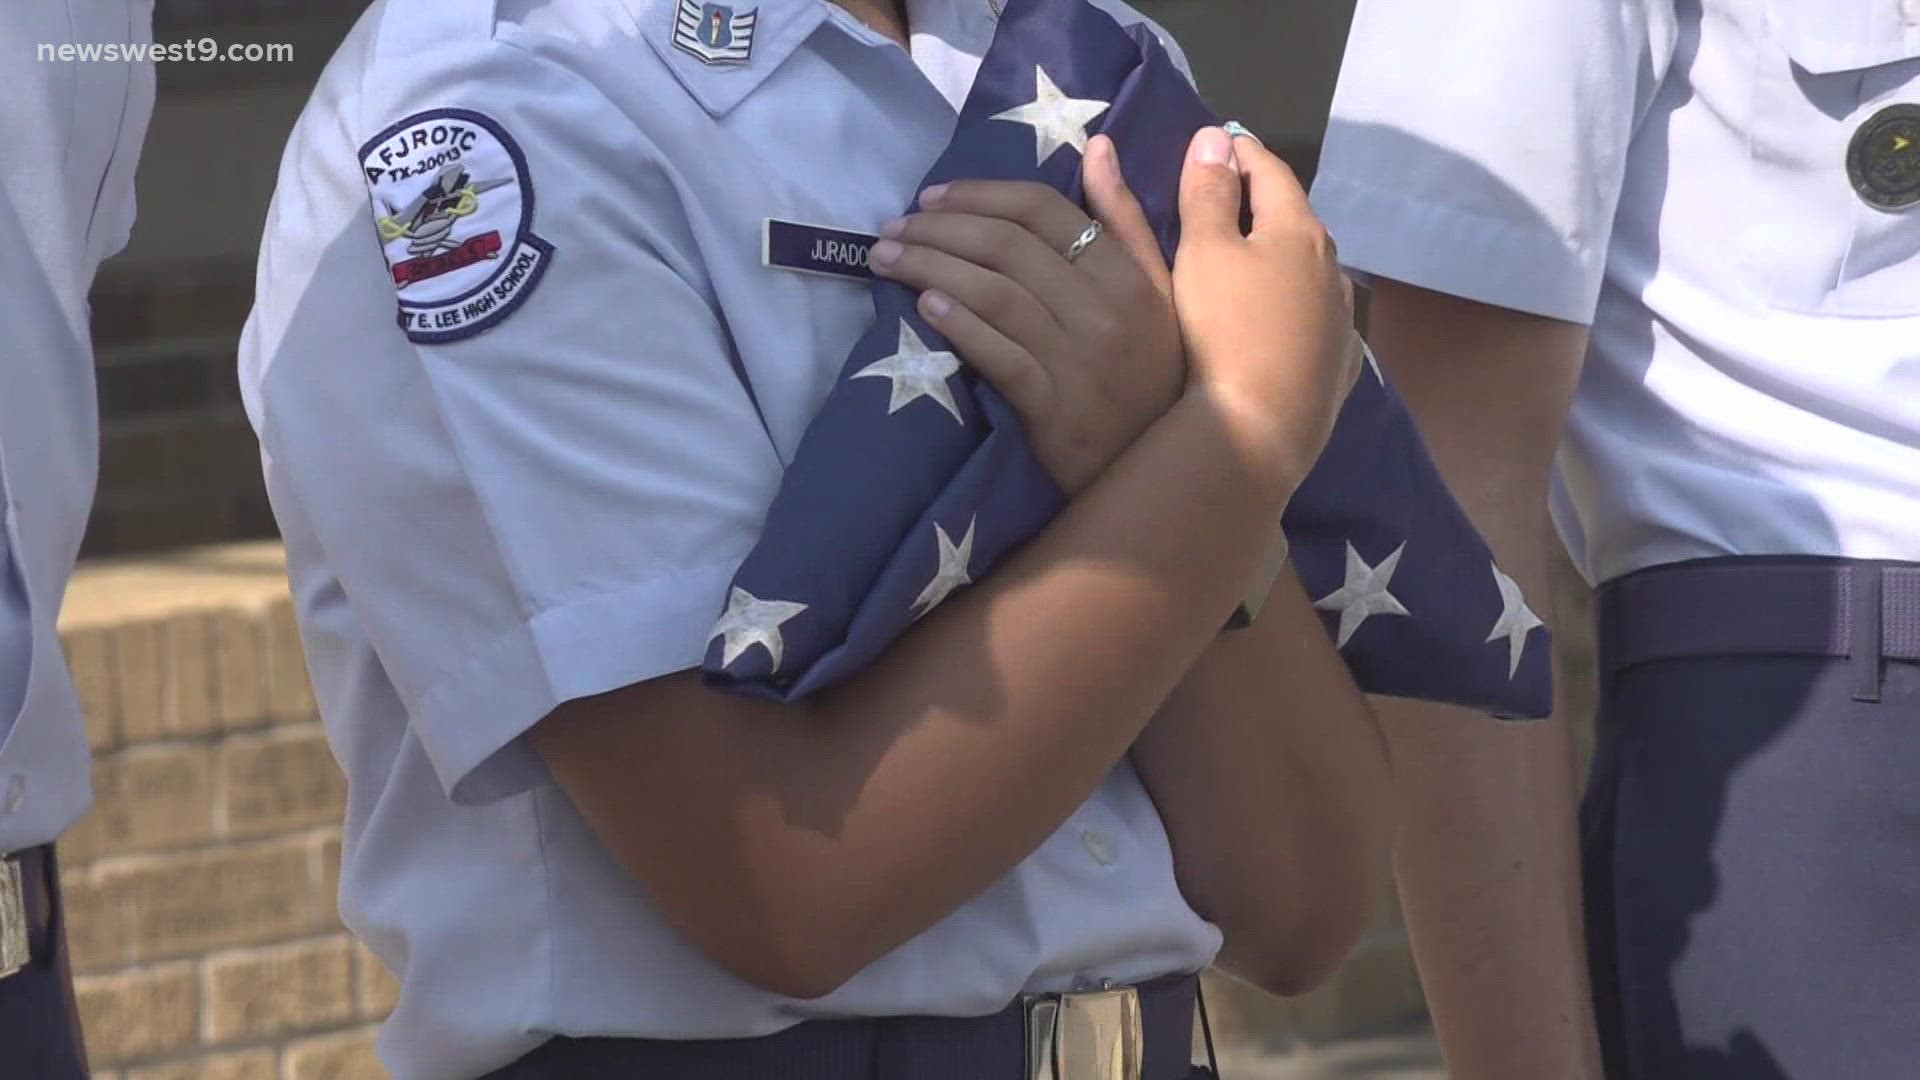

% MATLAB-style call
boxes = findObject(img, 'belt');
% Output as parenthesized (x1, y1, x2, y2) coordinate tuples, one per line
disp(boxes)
(488, 973, 1206, 1080)
(0, 845, 50, 981)
(1598, 557, 1920, 700)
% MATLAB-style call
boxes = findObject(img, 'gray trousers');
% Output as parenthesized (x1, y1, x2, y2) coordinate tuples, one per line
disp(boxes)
(1583, 558, 1920, 1079)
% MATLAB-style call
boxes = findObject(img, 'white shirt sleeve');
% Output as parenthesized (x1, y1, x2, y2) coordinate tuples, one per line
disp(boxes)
(1310, 0, 1679, 324)
(245, 37, 781, 804)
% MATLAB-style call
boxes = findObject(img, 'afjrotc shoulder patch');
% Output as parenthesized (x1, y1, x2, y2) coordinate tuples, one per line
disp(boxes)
(359, 109, 554, 344)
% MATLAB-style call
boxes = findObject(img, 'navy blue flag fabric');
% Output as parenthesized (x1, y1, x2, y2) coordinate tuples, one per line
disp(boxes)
(703, 0, 1552, 718)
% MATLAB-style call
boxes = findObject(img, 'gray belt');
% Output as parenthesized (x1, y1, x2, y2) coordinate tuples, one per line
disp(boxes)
(1599, 557, 1920, 702)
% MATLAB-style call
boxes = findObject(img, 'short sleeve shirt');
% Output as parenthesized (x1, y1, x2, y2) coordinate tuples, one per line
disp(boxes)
(0, 1, 154, 853)
(1313, 0, 1920, 584)
(239, 2, 1217, 1077)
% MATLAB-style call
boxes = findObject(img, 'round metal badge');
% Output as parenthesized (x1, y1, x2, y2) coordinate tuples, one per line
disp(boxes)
(1847, 103, 1920, 212)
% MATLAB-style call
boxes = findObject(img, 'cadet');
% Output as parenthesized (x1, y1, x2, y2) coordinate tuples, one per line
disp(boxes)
(0, 3, 154, 1074)
(1316, 0, 1920, 1076)
(240, 0, 1397, 1077)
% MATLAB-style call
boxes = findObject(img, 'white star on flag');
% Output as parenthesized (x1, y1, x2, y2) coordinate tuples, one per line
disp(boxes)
(911, 518, 977, 618)
(1485, 562, 1544, 678)
(990, 66, 1111, 166)
(709, 587, 809, 672)
(1313, 542, 1412, 648)
(853, 320, 966, 424)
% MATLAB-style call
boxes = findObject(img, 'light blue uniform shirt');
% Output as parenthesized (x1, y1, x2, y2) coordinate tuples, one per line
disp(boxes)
(239, 2, 1218, 1077)
(1313, 0, 1920, 585)
(0, 1, 154, 855)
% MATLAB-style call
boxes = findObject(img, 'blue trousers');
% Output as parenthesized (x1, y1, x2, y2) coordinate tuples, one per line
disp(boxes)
(0, 845, 88, 1079)
(1583, 558, 1920, 1079)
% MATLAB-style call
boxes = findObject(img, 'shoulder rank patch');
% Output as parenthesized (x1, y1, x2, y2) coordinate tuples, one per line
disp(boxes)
(360, 108, 554, 344)
(673, 0, 757, 66)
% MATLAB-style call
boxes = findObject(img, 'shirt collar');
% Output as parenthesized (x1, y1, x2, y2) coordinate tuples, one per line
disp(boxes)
(637, 0, 833, 117)
(636, 0, 1000, 117)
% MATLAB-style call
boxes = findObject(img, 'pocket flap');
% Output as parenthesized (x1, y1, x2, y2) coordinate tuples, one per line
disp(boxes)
(1768, 0, 1920, 74)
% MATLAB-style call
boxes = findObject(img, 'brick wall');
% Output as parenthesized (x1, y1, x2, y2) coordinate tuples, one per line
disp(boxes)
(57, 545, 392, 1079)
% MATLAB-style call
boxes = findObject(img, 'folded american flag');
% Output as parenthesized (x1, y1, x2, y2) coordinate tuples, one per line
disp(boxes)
(702, 0, 1552, 718)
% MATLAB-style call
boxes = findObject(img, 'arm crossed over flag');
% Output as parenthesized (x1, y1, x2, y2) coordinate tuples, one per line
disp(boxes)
(703, 0, 1552, 720)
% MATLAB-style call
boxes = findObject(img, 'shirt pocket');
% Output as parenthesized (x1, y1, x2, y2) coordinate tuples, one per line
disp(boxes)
(1754, 0, 1920, 317)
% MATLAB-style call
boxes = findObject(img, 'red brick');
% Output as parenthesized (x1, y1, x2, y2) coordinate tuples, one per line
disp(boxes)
(264, 597, 316, 723)
(129, 1049, 276, 1080)
(284, 1026, 387, 1080)
(210, 607, 270, 730)
(218, 725, 346, 838)
(204, 936, 356, 1041)
(75, 962, 198, 1067)
(88, 838, 330, 962)
(63, 744, 217, 863)
(62, 625, 121, 752)
(354, 939, 401, 1019)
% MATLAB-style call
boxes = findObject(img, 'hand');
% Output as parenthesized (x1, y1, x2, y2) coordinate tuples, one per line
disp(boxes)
(1171, 127, 1362, 494)
(868, 137, 1185, 495)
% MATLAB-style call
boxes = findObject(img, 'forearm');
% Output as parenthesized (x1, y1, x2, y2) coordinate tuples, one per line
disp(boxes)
(1130, 570, 1393, 995)
(1364, 278, 1600, 1076)
(537, 392, 1300, 993)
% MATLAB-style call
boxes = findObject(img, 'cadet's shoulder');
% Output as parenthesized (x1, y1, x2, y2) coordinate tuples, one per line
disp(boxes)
(296, 0, 686, 164)
(352, 0, 644, 61)
(319, 0, 661, 111)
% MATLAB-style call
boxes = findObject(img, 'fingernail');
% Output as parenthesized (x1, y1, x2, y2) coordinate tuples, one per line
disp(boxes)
(870, 239, 903, 267)
(880, 218, 906, 239)
(1221, 120, 1262, 146)
(920, 183, 949, 207)
(1192, 127, 1233, 166)
(920, 291, 952, 320)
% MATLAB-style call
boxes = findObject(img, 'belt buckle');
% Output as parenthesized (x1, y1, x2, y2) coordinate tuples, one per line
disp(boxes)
(1023, 981, 1144, 1080)
(0, 856, 27, 980)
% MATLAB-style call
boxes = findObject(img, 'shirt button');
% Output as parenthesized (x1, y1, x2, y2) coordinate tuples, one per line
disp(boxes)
(2, 775, 24, 816)
(1080, 829, 1117, 867)
(1904, 0, 1920, 24)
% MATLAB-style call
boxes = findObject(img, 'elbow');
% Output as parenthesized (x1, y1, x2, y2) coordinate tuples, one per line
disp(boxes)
(1229, 923, 1365, 999)
(711, 938, 862, 1002)
(1220, 903, 1373, 999)
(1211, 853, 1389, 999)
(655, 874, 884, 1001)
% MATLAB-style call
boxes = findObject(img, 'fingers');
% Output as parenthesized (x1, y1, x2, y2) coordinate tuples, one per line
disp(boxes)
(915, 290, 1053, 422)
(1081, 135, 1171, 294)
(1177, 126, 1246, 244)
(870, 239, 1072, 364)
(1230, 132, 1313, 240)
(876, 211, 1105, 331)
(918, 179, 1090, 253)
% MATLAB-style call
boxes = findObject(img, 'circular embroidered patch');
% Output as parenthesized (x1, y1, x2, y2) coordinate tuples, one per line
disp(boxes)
(1847, 103, 1920, 212)
(359, 108, 555, 343)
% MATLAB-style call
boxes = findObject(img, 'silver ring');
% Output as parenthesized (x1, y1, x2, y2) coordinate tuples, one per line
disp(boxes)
(1064, 219, 1103, 263)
